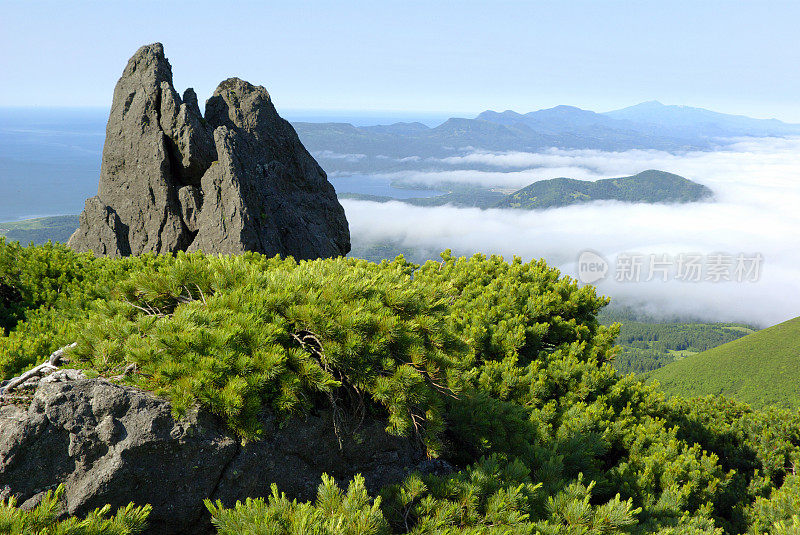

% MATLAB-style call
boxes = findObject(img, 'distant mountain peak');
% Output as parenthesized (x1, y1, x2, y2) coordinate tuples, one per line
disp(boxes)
(638, 100, 665, 107)
(604, 100, 800, 134)
(527, 105, 600, 118)
(476, 109, 524, 120)
(545, 105, 586, 112)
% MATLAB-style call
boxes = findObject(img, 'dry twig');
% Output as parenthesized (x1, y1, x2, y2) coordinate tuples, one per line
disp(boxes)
(1, 342, 77, 395)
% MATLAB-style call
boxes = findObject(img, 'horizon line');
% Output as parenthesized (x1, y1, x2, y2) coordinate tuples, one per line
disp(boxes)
(0, 102, 797, 125)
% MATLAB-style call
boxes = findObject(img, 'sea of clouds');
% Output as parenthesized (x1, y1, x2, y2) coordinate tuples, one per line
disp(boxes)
(342, 137, 800, 327)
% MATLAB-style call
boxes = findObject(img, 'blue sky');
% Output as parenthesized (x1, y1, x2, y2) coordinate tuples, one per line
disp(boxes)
(3, 0, 800, 120)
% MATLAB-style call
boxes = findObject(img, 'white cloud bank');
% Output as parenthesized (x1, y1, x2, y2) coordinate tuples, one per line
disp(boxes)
(312, 150, 367, 162)
(378, 138, 800, 190)
(342, 137, 800, 327)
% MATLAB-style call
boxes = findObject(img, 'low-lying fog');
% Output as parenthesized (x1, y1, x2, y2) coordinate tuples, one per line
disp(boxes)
(343, 137, 800, 327)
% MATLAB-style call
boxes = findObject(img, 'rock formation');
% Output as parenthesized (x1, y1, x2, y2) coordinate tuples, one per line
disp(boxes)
(0, 377, 449, 534)
(68, 43, 350, 259)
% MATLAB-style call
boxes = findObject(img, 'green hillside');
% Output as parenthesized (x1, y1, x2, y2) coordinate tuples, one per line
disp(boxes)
(0, 215, 78, 245)
(649, 316, 800, 408)
(496, 169, 713, 209)
(610, 320, 756, 374)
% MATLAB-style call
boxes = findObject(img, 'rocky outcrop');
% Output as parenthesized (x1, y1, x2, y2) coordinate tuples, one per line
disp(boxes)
(0, 378, 448, 534)
(68, 43, 350, 259)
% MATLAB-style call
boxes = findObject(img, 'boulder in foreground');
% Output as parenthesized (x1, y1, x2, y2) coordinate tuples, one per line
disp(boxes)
(0, 377, 443, 534)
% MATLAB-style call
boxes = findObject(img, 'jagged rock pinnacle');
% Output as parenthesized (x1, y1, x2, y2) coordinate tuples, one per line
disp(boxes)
(68, 43, 350, 259)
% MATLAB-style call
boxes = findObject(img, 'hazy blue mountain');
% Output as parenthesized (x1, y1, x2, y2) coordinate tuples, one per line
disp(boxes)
(479, 105, 635, 135)
(427, 117, 548, 150)
(299, 102, 800, 179)
(360, 122, 430, 135)
(477, 105, 702, 150)
(496, 170, 713, 209)
(473, 109, 527, 126)
(293, 122, 442, 160)
(604, 100, 800, 138)
(296, 105, 709, 170)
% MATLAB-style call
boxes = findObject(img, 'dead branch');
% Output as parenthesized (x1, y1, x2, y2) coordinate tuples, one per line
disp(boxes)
(194, 284, 207, 305)
(125, 300, 166, 318)
(110, 362, 138, 381)
(1, 343, 77, 395)
(2, 362, 58, 393)
(49, 342, 77, 366)
(408, 362, 459, 400)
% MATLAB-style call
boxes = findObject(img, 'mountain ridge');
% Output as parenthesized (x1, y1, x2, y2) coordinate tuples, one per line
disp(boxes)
(296, 101, 800, 172)
(603, 100, 800, 138)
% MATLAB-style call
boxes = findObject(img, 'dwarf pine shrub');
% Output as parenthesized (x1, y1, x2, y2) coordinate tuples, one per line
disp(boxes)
(70, 253, 464, 447)
(0, 485, 150, 534)
(206, 474, 388, 535)
(2, 241, 800, 533)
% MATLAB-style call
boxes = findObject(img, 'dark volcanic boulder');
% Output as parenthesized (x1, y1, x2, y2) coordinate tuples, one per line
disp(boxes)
(0, 378, 441, 534)
(68, 43, 349, 259)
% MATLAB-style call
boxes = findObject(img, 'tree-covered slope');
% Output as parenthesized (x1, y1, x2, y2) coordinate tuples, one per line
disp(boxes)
(2, 240, 800, 534)
(609, 320, 755, 375)
(649, 316, 800, 408)
(0, 215, 78, 246)
(496, 170, 713, 209)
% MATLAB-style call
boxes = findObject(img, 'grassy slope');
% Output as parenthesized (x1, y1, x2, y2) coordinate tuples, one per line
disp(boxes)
(648, 316, 800, 408)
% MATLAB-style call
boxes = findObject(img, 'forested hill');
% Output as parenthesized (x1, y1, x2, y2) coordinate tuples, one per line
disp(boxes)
(604, 318, 756, 375)
(649, 315, 800, 408)
(496, 170, 713, 209)
(0, 215, 78, 245)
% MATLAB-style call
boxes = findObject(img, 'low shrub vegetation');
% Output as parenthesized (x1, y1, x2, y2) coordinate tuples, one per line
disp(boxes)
(0, 485, 150, 534)
(2, 238, 799, 534)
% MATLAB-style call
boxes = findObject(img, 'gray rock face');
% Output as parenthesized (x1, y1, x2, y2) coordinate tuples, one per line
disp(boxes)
(0, 378, 441, 534)
(68, 43, 349, 259)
